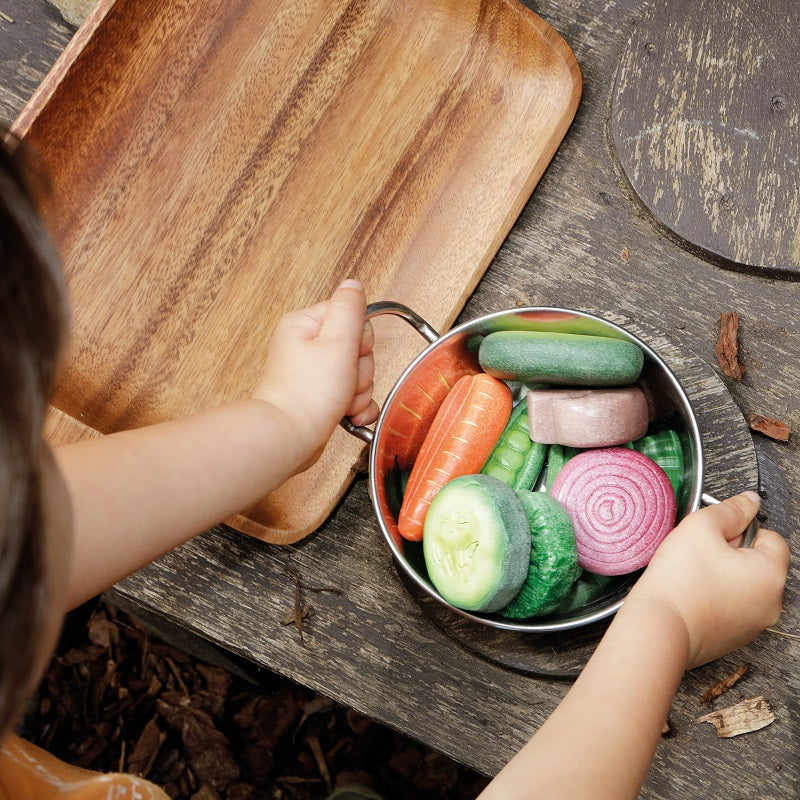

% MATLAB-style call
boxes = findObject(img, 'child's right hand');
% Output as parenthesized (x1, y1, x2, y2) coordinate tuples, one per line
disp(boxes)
(628, 492, 790, 669)
(251, 279, 378, 473)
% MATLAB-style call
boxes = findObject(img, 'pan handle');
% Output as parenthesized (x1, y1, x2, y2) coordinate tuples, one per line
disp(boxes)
(701, 492, 760, 547)
(340, 301, 440, 445)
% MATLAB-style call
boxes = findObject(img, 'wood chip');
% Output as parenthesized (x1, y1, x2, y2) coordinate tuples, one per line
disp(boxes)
(746, 413, 791, 442)
(697, 696, 775, 737)
(128, 716, 166, 777)
(767, 627, 800, 640)
(284, 565, 307, 644)
(306, 733, 333, 794)
(699, 663, 749, 704)
(190, 786, 220, 800)
(715, 311, 746, 381)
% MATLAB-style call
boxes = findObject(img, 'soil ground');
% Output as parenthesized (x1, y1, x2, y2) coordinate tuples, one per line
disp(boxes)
(22, 600, 491, 800)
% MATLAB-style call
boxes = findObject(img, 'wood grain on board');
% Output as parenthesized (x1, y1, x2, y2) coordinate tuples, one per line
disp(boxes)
(610, 0, 799, 275)
(16, 0, 581, 542)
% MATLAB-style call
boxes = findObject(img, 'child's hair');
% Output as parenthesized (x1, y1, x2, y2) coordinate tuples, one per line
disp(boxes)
(0, 128, 68, 734)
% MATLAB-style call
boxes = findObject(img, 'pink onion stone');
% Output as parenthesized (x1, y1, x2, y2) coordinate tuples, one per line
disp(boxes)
(550, 447, 676, 575)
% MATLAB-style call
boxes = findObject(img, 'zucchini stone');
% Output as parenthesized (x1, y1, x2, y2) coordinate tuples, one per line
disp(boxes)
(500, 491, 581, 619)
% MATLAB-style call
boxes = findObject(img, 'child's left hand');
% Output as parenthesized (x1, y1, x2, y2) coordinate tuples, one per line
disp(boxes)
(629, 492, 789, 669)
(252, 279, 378, 469)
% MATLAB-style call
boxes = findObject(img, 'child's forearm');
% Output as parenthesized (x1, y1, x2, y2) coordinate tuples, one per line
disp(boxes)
(55, 399, 309, 610)
(479, 595, 689, 800)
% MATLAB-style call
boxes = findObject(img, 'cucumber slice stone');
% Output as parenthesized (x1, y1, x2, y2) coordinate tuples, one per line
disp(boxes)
(422, 474, 531, 613)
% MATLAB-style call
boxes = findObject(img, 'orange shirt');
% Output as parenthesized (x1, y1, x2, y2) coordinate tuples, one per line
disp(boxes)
(0, 733, 168, 800)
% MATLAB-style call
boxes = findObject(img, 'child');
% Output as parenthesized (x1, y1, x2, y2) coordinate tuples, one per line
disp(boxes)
(0, 127, 790, 799)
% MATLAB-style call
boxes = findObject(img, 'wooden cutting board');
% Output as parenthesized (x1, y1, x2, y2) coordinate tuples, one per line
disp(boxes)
(16, 0, 581, 543)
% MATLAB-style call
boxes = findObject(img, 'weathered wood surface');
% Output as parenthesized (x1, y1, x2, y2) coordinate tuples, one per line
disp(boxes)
(12, 0, 581, 544)
(0, 1, 72, 124)
(2, 2, 799, 798)
(611, 0, 800, 275)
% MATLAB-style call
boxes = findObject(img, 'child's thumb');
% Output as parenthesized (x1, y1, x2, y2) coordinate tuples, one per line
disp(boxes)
(320, 279, 366, 344)
(716, 493, 789, 572)
(716, 491, 761, 543)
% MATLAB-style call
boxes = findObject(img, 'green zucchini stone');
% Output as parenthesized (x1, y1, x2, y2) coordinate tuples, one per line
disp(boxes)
(500, 491, 581, 619)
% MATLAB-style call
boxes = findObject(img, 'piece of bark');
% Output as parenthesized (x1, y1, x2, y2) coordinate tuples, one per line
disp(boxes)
(156, 698, 240, 790)
(306, 733, 333, 794)
(715, 312, 746, 381)
(190, 786, 220, 800)
(127, 716, 166, 777)
(746, 413, 791, 442)
(699, 664, 749, 705)
(284, 565, 307, 644)
(697, 696, 775, 737)
(767, 627, 800, 640)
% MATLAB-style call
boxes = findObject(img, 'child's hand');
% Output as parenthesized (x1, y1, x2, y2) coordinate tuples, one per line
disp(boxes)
(628, 492, 790, 669)
(252, 279, 378, 470)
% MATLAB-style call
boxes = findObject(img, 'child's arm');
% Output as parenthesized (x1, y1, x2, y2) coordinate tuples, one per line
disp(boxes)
(55, 279, 378, 610)
(478, 492, 790, 800)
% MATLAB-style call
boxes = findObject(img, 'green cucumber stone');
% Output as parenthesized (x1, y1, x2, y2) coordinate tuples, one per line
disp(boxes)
(422, 474, 531, 613)
(478, 331, 644, 386)
(500, 492, 582, 619)
(632, 428, 684, 497)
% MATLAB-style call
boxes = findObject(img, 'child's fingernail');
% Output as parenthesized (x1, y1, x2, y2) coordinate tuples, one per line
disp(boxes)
(742, 490, 761, 505)
(339, 278, 363, 291)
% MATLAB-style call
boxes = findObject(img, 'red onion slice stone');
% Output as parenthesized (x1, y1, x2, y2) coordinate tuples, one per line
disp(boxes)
(550, 447, 676, 575)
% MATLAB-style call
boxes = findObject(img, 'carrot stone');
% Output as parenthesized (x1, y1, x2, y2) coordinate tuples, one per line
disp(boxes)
(379, 344, 479, 470)
(397, 373, 513, 541)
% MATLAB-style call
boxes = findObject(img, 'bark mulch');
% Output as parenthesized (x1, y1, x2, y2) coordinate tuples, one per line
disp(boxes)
(21, 601, 491, 800)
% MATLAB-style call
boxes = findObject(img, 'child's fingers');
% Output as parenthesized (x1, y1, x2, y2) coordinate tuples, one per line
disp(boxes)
(360, 319, 374, 357)
(750, 525, 790, 568)
(348, 394, 379, 426)
(356, 350, 373, 393)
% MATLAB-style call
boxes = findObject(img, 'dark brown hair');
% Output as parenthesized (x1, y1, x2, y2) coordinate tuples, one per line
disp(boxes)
(0, 128, 67, 735)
